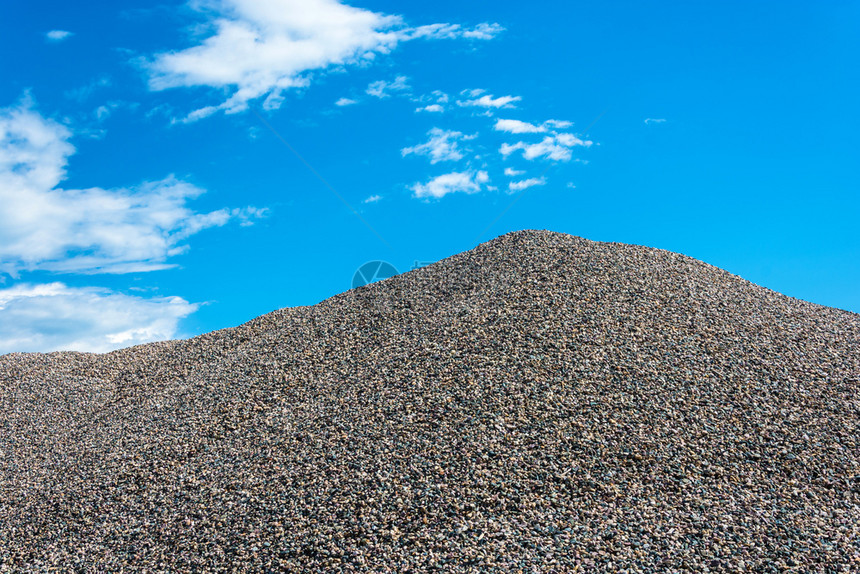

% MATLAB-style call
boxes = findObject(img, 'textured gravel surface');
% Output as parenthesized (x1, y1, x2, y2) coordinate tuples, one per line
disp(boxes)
(1, 230, 858, 573)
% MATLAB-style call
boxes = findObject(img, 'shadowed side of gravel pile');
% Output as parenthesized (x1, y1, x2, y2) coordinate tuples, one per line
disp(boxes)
(1, 230, 858, 572)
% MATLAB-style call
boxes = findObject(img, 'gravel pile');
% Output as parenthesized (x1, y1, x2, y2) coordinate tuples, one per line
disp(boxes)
(1, 230, 858, 573)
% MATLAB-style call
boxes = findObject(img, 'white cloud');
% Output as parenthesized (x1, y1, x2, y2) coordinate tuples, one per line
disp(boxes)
(494, 118, 574, 134)
(366, 75, 410, 98)
(412, 90, 448, 112)
(65, 76, 112, 102)
(461, 88, 485, 98)
(0, 283, 197, 354)
(148, 0, 399, 114)
(401, 128, 475, 164)
(500, 133, 592, 162)
(458, 93, 521, 109)
(95, 105, 112, 122)
(504, 167, 525, 176)
(177, 105, 219, 124)
(459, 23, 504, 40)
(416, 104, 444, 113)
(508, 177, 545, 192)
(400, 22, 503, 41)
(555, 133, 591, 147)
(432, 90, 449, 104)
(644, 118, 667, 125)
(335, 97, 357, 107)
(146, 0, 501, 116)
(494, 119, 545, 134)
(412, 170, 488, 199)
(363, 194, 382, 203)
(92, 100, 135, 123)
(46, 30, 73, 42)
(0, 98, 263, 275)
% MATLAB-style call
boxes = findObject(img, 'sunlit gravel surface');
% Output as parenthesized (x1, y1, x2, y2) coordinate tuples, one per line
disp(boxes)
(1, 230, 858, 572)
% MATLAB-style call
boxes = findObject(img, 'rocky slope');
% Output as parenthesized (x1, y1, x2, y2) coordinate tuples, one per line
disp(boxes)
(1, 230, 858, 572)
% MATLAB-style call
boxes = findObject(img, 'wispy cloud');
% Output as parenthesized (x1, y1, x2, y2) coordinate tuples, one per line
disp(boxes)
(412, 90, 449, 113)
(494, 118, 572, 134)
(335, 97, 358, 107)
(494, 119, 544, 133)
(64, 76, 112, 102)
(92, 100, 137, 124)
(431, 90, 449, 103)
(95, 105, 112, 122)
(401, 128, 475, 164)
(363, 194, 382, 203)
(398, 93, 593, 196)
(145, 0, 501, 118)
(46, 30, 73, 42)
(457, 92, 521, 110)
(500, 133, 592, 162)
(0, 282, 197, 354)
(366, 76, 410, 99)
(176, 105, 219, 124)
(412, 170, 489, 199)
(508, 177, 546, 192)
(416, 104, 444, 113)
(147, 0, 399, 115)
(400, 22, 503, 41)
(644, 118, 667, 125)
(0, 97, 264, 275)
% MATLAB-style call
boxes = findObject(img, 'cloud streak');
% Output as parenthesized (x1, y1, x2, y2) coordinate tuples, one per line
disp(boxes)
(494, 118, 572, 134)
(416, 104, 444, 113)
(46, 30, 73, 42)
(146, 0, 501, 118)
(0, 282, 197, 354)
(508, 177, 546, 192)
(366, 76, 410, 99)
(401, 128, 475, 164)
(412, 170, 489, 199)
(458, 92, 521, 110)
(399, 22, 503, 41)
(0, 97, 263, 275)
(500, 133, 592, 162)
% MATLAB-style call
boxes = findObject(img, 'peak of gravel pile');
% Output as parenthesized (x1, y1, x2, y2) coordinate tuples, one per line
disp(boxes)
(1, 230, 858, 572)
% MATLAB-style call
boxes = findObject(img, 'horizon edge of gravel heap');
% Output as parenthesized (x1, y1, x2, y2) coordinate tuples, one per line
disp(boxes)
(4, 229, 856, 360)
(1, 229, 858, 572)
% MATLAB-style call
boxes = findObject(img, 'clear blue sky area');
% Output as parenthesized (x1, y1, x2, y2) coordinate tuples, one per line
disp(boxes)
(1, 0, 858, 353)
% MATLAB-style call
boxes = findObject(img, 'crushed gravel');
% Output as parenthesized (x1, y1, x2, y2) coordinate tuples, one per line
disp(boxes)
(1, 230, 858, 572)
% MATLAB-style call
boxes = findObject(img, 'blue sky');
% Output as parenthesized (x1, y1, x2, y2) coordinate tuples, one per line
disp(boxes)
(1, 0, 858, 353)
